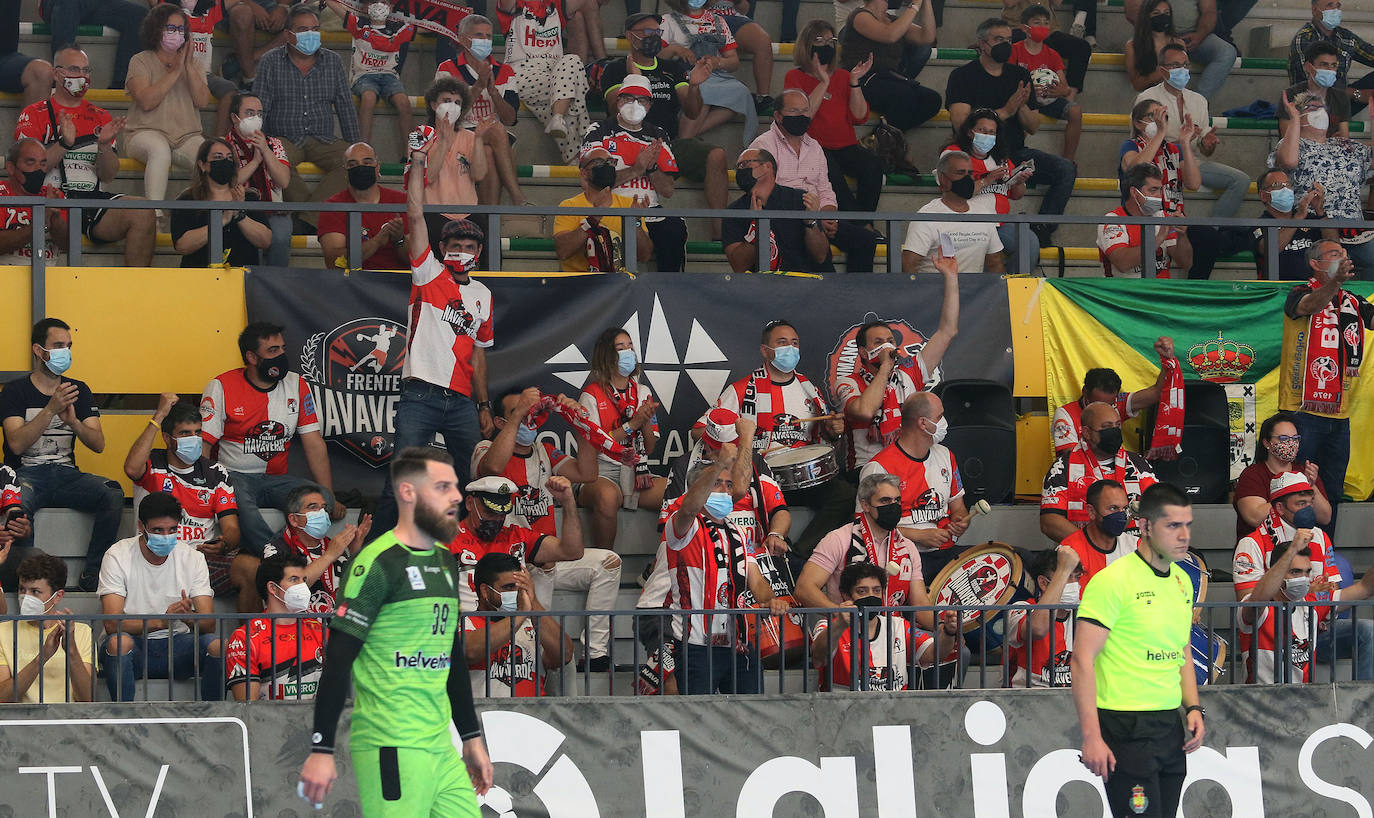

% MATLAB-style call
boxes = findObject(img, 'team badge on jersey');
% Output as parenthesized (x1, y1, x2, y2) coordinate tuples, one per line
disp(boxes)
(298, 317, 407, 467)
(1130, 785, 1148, 813)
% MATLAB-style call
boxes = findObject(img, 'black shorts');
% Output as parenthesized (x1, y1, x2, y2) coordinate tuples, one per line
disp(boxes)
(67, 190, 121, 239)
(1099, 709, 1187, 818)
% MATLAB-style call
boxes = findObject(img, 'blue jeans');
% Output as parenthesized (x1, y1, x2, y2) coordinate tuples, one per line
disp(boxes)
(229, 471, 337, 556)
(997, 222, 1042, 274)
(1315, 616, 1374, 681)
(41, 0, 147, 88)
(1184, 33, 1237, 100)
(371, 379, 482, 536)
(102, 631, 224, 701)
(1198, 160, 1250, 219)
(1292, 412, 1349, 533)
(1010, 147, 1077, 235)
(17, 463, 124, 579)
(682, 643, 760, 694)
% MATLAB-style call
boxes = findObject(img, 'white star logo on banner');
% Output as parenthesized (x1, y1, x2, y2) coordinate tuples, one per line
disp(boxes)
(544, 294, 731, 412)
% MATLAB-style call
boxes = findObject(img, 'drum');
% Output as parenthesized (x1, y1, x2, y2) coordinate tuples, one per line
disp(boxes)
(764, 444, 839, 491)
(1190, 625, 1228, 685)
(1178, 549, 1210, 604)
(742, 554, 808, 669)
(929, 542, 1029, 655)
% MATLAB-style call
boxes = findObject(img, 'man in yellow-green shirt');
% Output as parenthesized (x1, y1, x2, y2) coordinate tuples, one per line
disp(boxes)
(1071, 483, 1205, 818)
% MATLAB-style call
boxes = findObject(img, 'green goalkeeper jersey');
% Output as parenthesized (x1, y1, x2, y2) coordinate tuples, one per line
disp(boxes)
(331, 530, 464, 751)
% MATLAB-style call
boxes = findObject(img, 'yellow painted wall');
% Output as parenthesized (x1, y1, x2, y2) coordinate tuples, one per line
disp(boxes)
(0, 266, 33, 371)
(75, 413, 163, 497)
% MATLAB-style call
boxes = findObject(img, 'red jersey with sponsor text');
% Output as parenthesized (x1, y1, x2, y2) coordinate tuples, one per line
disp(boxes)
(705, 369, 830, 453)
(188, 4, 224, 75)
(1006, 599, 1075, 687)
(133, 450, 238, 545)
(580, 120, 680, 208)
(1051, 394, 1135, 454)
(861, 441, 963, 535)
(834, 361, 928, 470)
(405, 248, 494, 396)
(465, 616, 546, 696)
(14, 97, 113, 193)
(225, 616, 326, 700)
(200, 369, 320, 474)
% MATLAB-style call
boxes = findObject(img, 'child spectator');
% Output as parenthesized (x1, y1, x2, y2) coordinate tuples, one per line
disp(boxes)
(1011, 5, 1082, 162)
(326, 0, 416, 155)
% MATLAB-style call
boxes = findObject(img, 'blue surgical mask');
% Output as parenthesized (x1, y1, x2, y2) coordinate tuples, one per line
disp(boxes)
(515, 423, 538, 446)
(771, 345, 799, 373)
(294, 30, 322, 55)
(1292, 505, 1317, 530)
(704, 491, 734, 520)
(145, 532, 178, 556)
(302, 508, 331, 539)
(1269, 186, 1295, 213)
(1321, 8, 1341, 29)
(1313, 68, 1337, 88)
(687, 0, 707, 8)
(498, 590, 519, 612)
(469, 37, 493, 60)
(616, 348, 637, 376)
(174, 435, 202, 463)
(1166, 67, 1190, 90)
(44, 347, 71, 375)
(971, 132, 997, 155)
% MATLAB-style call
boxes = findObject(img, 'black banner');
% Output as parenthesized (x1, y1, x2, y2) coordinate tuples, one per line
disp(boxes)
(246, 269, 1013, 493)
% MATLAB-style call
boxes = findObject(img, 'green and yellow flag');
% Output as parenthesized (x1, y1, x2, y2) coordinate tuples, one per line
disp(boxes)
(1040, 279, 1374, 501)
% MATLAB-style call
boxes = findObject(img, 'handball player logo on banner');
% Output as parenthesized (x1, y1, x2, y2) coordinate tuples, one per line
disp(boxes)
(478, 710, 601, 818)
(298, 318, 407, 468)
(824, 312, 943, 398)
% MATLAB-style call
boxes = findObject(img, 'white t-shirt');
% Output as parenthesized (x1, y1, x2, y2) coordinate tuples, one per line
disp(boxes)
(902, 197, 1003, 273)
(96, 536, 212, 639)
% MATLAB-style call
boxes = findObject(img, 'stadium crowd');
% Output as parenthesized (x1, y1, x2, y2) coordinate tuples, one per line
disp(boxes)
(0, 0, 1372, 273)
(0, 0, 1372, 703)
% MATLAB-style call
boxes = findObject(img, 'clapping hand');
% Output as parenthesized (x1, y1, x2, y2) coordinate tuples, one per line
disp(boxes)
(850, 53, 874, 83)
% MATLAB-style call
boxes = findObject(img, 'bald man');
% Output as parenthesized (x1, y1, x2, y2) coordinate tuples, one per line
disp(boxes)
(1041, 401, 1158, 543)
(859, 392, 970, 583)
(317, 142, 407, 271)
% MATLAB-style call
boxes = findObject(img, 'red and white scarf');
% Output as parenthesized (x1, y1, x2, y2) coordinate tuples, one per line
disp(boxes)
(857, 366, 904, 444)
(1299, 279, 1365, 414)
(600, 381, 651, 484)
(525, 394, 637, 466)
(1147, 356, 1185, 461)
(846, 514, 910, 606)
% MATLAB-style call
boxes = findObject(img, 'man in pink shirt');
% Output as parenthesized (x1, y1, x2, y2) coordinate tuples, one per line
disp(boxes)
(746, 89, 879, 273)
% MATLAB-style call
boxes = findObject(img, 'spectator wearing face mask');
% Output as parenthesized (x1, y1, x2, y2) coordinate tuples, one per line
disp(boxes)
(0, 553, 93, 702)
(98, 491, 224, 702)
(1040, 401, 1157, 543)
(946, 109, 1037, 274)
(225, 552, 326, 700)
(317, 141, 408, 271)
(1005, 545, 1082, 688)
(1098, 163, 1193, 278)
(201, 322, 345, 556)
(553, 148, 654, 272)
(172, 0, 239, 136)
(1125, 0, 1187, 92)
(722, 148, 828, 273)
(324, 0, 416, 154)
(1123, 0, 1235, 99)
(1058, 479, 1139, 587)
(903, 150, 1003, 273)
(1288, 0, 1374, 111)
(1238, 538, 1318, 684)
(1252, 169, 1337, 281)
(1233, 412, 1331, 540)
(1281, 43, 1353, 139)
(419, 80, 491, 262)
(0, 138, 69, 266)
(659, 0, 757, 148)
(224, 92, 292, 265)
(262, 484, 371, 613)
(465, 553, 574, 697)
(125, 4, 211, 211)
(171, 137, 273, 267)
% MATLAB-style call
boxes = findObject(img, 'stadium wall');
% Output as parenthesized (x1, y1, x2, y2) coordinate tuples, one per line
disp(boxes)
(2, 684, 1371, 817)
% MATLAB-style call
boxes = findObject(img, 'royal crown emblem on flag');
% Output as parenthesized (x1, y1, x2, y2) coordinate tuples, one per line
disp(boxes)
(1188, 332, 1256, 383)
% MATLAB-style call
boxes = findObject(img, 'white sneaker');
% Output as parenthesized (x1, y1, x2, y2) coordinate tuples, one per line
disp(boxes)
(545, 113, 569, 139)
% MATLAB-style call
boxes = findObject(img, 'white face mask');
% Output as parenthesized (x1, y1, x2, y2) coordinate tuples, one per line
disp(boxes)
(1306, 109, 1330, 132)
(237, 115, 263, 136)
(928, 415, 948, 444)
(19, 592, 55, 617)
(1138, 194, 1165, 215)
(1059, 581, 1081, 605)
(1282, 575, 1311, 600)
(61, 76, 88, 97)
(620, 100, 648, 126)
(435, 101, 463, 124)
(281, 582, 311, 613)
(1142, 120, 1159, 139)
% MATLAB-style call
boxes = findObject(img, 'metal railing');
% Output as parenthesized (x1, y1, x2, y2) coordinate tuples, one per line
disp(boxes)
(0, 598, 1366, 703)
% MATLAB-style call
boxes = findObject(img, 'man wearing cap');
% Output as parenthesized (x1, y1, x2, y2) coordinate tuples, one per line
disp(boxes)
(581, 74, 687, 272)
(449, 475, 584, 612)
(1234, 471, 1374, 679)
(473, 387, 621, 672)
(698, 320, 851, 559)
(859, 392, 970, 585)
(553, 147, 654, 273)
(370, 136, 495, 540)
(1041, 402, 1158, 544)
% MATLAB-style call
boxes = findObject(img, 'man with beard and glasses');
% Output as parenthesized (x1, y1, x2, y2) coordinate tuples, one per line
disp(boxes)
(448, 476, 584, 613)
(200, 321, 345, 557)
(297, 447, 493, 816)
(369, 130, 495, 539)
(1041, 401, 1157, 543)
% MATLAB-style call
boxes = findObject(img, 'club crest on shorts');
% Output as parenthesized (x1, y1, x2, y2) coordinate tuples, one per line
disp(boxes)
(298, 318, 407, 468)
(1130, 784, 1148, 813)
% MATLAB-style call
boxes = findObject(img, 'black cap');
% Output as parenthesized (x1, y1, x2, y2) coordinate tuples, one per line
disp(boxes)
(1350, 74, 1374, 91)
(624, 12, 663, 30)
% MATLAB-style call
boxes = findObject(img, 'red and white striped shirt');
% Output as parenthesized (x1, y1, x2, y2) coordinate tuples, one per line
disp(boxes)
(200, 369, 320, 474)
(663, 497, 757, 647)
(833, 359, 927, 470)
(404, 248, 494, 395)
(858, 441, 964, 550)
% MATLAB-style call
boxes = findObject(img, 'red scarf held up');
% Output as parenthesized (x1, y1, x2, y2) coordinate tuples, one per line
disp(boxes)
(525, 394, 637, 466)
(1299, 278, 1365, 414)
(1148, 356, 1185, 461)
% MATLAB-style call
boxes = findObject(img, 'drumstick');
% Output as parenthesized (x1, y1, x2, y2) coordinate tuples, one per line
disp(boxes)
(968, 499, 991, 518)
(798, 413, 843, 424)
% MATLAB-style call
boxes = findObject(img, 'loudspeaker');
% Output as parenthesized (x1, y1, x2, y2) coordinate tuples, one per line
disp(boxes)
(1148, 426, 1231, 503)
(936, 380, 1016, 505)
(936, 379, 1015, 430)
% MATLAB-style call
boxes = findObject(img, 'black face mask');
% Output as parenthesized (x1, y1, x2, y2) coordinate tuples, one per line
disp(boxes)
(812, 44, 836, 65)
(988, 41, 1013, 63)
(207, 157, 237, 186)
(781, 114, 811, 137)
(873, 502, 903, 531)
(475, 517, 503, 540)
(588, 163, 616, 191)
(853, 594, 885, 621)
(1093, 427, 1123, 455)
(736, 166, 756, 192)
(19, 169, 45, 194)
(1150, 13, 1172, 32)
(1098, 510, 1129, 537)
(255, 353, 288, 383)
(949, 175, 976, 200)
(348, 165, 377, 190)
(638, 33, 663, 56)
